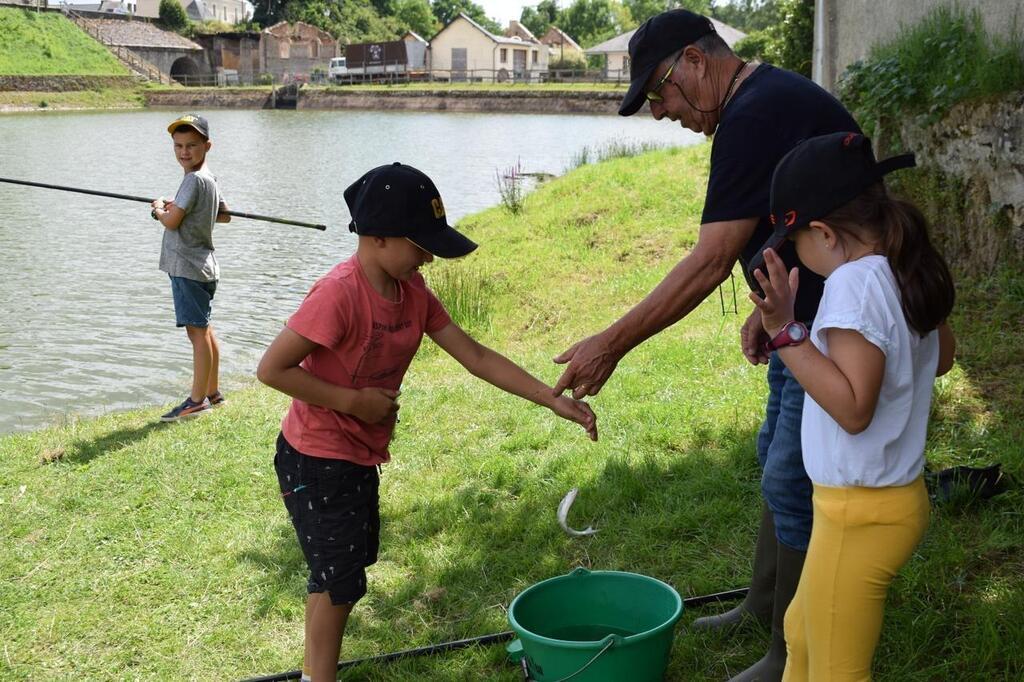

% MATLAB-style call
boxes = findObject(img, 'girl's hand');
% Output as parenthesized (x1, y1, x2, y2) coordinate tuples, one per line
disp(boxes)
(351, 388, 400, 425)
(550, 395, 598, 441)
(749, 248, 799, 337)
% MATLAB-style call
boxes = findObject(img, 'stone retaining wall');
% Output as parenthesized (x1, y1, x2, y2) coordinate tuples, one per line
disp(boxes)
(0, 75, 138, 92)
(891, 91, 1024, 273)
(142, 87, 623, 115)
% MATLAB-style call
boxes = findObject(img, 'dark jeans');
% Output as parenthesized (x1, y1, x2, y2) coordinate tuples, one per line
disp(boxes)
(757, 353, 814, 551)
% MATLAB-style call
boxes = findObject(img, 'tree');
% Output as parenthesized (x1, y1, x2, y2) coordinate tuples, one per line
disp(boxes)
(157, 0, 189, 32)
(395, 0, 439, 37)
(431, 0, 501, 33)
(519, 0, 559, 37)
(711, 0, 781, 33)
(558, 0, 621, 48)
(729, 0, 813, 77)
(624, 0, 710, 25)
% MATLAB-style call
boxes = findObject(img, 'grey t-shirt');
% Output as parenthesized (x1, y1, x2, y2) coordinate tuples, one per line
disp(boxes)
(159, 165, 222, 282)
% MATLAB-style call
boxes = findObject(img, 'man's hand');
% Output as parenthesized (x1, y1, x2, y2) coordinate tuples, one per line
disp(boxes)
(740, 308, 771, 365)
(350, 388, 400, 425)
(552, 332, 621, 399)
(549, 395, 598, 441)
(749, 248, 799, 338)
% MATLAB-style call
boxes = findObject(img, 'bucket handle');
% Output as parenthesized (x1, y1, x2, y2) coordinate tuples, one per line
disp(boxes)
(544, 634, 621, 682)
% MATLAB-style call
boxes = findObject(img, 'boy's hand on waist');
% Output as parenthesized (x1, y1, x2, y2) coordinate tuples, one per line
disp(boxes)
(350, 388, 400, 425)
(550, 395, 598, 441)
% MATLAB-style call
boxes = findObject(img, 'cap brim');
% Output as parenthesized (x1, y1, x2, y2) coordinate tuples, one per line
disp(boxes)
(747, 231, 788, 277)
(409, 226, 478, 259)
(167, 121, 208, 137)
(618, 61, 658, 116)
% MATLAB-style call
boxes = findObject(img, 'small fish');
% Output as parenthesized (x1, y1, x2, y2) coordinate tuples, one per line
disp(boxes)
(557, 487, 598, 537)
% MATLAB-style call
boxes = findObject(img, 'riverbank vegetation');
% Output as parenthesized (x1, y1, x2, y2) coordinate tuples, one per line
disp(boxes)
(0, 87, 144, 112)
(1, 145, 1021, 680)
(0, 7, 127, 76)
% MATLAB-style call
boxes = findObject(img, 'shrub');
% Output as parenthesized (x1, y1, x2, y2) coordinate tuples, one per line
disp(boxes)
(157, 0, 189, 33)
(837, 6, 1024, 134)
(496, 159, 526, 215)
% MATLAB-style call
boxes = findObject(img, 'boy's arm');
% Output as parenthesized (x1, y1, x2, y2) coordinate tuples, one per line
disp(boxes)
(936, 322, 955, 377)
(216, 200, 231, 223)
(256, 326, 400, 425)
(151, 199, 186, 230)
(428, 322, 597, 440)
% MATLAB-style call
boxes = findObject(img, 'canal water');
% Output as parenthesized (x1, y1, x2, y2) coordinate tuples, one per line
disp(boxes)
(0, 108, 701, 433)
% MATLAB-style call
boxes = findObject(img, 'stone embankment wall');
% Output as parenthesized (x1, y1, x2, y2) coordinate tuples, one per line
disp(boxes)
(891, 92, 1024, 273)
(144, 88, 272, 108)
(0, 75, 138, 91)
(143, 87, 622, 115)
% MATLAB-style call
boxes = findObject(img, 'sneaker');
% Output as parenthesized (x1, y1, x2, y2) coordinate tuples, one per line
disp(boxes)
(160, 396, 212, 422)
(207, 390, 226, 407)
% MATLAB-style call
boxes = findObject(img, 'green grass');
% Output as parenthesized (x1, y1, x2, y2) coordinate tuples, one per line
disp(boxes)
(0, 88, 144, 112)
(1, 145, 1022, 680)
(0, 7, 128, 76)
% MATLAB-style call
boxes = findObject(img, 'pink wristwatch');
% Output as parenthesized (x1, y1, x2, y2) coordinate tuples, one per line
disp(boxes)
(763, 321, 809, 353)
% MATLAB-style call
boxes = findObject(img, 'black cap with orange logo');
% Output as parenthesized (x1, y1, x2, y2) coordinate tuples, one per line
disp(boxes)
(344, 162, 477, 259)
(748, 132, 916, 275)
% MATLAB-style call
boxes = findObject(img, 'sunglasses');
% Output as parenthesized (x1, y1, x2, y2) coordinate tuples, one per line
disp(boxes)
(645, 51, 683, 103)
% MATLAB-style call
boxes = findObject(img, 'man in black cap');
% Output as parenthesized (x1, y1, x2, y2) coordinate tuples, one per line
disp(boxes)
(552, 9, 861, 681)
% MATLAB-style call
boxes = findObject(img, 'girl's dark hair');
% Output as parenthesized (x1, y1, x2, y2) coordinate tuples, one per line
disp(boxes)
(820, 182, 955, 336)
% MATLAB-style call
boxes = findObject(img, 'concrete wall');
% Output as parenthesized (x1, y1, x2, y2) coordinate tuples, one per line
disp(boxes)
(131, 47, 207, 77)
(0, 75, 138, 91)
(814, 0, 1024, 91)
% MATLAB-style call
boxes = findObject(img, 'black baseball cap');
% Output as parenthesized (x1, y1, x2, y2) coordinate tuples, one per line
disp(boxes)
(167, 113, 210, 139)
(748, 132, 916, 275)
(344, 162, 477, 259)
(619, 9, 716, 117)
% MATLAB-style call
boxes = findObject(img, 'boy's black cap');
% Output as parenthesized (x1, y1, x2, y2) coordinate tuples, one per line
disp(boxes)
(344, 162, 477, 259)
(619, 9, 716, 117)
(748, 132, 916, 275)
(167, 113, 210, 139)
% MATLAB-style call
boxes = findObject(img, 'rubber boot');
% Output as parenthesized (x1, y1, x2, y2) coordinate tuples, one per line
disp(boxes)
(728, 542, 806, 682)
(691, 503, 776, 631)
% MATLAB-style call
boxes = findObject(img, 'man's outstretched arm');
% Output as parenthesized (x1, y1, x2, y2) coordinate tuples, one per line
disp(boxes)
(553, 217, 757, 399)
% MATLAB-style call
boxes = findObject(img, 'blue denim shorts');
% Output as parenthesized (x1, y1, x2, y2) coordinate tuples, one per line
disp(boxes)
(169, 275, 216, 328)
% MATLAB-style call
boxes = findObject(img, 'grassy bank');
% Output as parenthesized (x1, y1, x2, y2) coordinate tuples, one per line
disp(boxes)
(0, 7, 127, 76)
(1, 146, 1022, 680)
(0, 88, 144, 112)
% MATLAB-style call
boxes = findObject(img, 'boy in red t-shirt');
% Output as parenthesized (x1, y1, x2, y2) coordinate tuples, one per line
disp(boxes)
(257, 162, 597, 681)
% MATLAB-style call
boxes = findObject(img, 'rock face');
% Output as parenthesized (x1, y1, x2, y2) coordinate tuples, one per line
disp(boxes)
(894, 92, 1024, 273)
(0, 76, 138, 91)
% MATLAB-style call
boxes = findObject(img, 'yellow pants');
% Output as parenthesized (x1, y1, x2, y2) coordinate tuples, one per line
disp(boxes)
(783, 477, 929, 682)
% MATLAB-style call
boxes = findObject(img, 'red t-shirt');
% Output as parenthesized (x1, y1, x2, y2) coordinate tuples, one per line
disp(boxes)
(280, 255, 451, 464)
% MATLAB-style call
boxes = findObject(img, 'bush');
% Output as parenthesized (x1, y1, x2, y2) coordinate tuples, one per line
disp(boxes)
(157, 0, 189, 33)
(731, 0, 813, 77)
(496, 159, 526, 215)
(837, 6, 1024, 135)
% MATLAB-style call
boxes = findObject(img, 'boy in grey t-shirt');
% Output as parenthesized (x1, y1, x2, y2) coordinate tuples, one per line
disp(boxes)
(151, 114, 231, 422)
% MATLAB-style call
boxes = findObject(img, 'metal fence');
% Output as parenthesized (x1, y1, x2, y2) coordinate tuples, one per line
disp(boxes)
(170, 66, 630, 88)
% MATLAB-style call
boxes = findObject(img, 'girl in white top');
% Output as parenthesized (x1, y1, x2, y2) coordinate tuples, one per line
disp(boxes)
(747, 132, 956, 682)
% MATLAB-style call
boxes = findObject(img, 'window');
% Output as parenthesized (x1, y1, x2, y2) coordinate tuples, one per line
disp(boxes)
(500, 48, 507, 62)
(532, 50, 537, 64)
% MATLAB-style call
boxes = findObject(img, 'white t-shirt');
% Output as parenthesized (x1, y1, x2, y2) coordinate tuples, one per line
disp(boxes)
(801, 255, 939, 488)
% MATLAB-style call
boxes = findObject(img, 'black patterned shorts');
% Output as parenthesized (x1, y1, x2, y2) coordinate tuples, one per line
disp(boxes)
(274, 432, 380, 606)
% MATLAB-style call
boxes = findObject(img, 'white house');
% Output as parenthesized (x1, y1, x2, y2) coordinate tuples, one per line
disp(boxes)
(428, 13, 548, 82)
(128, 0, 253, 23)
(586, 18, 746, 79)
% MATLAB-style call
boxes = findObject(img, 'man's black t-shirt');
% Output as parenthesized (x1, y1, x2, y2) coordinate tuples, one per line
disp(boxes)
(701, 64, 861, 323)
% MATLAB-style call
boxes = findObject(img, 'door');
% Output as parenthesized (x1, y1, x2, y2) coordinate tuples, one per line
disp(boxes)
(513, 49, 527, 81)
(451, 47, 467, 81)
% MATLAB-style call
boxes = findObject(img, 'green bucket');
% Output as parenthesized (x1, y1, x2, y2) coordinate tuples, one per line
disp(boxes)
(507, 568, 683, 682)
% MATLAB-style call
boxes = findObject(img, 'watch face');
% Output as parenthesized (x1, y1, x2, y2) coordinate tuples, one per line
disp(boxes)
(788, 323, 806, 341)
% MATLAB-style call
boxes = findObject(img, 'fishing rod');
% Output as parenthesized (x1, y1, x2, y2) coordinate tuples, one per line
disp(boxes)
(0, 177, 327, 231)
(237, 587, 749, 682)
